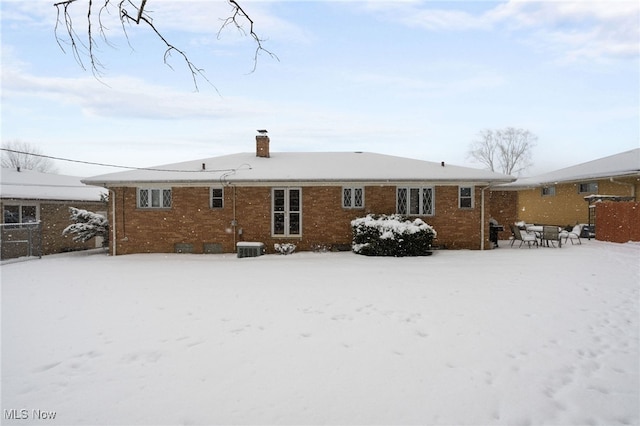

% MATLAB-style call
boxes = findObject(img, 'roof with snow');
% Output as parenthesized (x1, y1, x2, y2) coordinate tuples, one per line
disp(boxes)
(502, 148, 640, 189)
(1, 168, 106, 202)
(82, 152, 515, 186)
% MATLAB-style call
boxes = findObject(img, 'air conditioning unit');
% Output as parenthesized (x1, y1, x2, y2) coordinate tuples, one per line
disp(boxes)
(237, 242, 265, 258)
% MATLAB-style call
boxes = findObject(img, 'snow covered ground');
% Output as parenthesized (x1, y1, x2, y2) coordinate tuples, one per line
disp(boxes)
(2, 240, 639, 425)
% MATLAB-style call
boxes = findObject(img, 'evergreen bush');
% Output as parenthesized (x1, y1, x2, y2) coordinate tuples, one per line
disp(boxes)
(351, 214, 436, 257)
(62, 207, 109, 244)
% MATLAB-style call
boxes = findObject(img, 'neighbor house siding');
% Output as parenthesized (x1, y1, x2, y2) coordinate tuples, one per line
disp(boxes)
(40, 201, 106, 255)
(515, 177, 639, 226)
(1, 199, 105, 257)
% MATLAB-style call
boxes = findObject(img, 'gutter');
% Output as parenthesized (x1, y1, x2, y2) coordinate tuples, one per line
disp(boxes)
(86, 178, 516, 188)
(501, 172, 640, 191)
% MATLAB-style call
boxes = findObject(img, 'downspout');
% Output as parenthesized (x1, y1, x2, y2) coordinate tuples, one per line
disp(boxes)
(610, 177, 636, 199)
(232, 185, 237, 248)
(109, 188, 117, 256)
(220, 171, 238, 251)
(480, 186, 490, 250)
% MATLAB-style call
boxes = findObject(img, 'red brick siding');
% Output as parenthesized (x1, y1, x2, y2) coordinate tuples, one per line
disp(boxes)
(110, 187, 235, 254)
(108, 184, 492, 255)
(490, 190, 518, 240)
(426, 186, 488, 250)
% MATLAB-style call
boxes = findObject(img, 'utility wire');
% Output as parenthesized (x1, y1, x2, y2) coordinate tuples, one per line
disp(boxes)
(0, 148, 251, 173)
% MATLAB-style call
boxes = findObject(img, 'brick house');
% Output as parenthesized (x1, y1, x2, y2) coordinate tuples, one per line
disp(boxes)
(83, 134, 515, 255)
(492, 148, 640, 231)
(1, 168, 107, 259)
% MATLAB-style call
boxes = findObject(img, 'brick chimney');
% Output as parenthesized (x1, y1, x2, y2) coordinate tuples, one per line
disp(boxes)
(256, 129, 270, 158)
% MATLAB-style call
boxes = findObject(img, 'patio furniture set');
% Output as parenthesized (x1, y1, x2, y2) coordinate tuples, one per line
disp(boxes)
(508, 224, 585, 248)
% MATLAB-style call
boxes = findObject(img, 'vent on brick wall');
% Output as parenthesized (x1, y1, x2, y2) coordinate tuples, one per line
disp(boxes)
(204, 243, 223, 254)
(175, 243, 194, 254)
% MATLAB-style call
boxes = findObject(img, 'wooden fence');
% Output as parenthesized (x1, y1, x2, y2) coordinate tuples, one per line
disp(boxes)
(595, 202, 640, 243)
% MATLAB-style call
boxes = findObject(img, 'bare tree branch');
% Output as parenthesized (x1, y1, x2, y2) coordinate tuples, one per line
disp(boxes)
(467, 127, 536, 176)
(1, 141, 59, 173)
(52, 0, 276, 90)
(219, 0, 279, 73)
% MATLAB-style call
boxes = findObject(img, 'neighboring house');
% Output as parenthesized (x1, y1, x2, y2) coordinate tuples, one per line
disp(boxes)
(492, 148, 640, 228)
(82, 134, 515, 255)
(1, 168, 107, 259)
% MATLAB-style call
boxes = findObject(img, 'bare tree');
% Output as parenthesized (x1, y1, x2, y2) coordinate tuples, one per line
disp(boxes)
(468, 128, 536, 176)
(53, 0, 278, 90)
(1, 141, 59, 173)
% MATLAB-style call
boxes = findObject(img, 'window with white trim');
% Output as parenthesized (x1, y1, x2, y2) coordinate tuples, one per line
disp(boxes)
(458, 186, 474, 208)
(210, 187, 224, 209)
(3, 204, 38, 224)
(342, 187, 364, 209)
(273, 188, 301, 236)
(397, 187, 434, 216)
(541, 186, 556, 196)
(138, 188, 172, 208)
(578, 182, 598, 194)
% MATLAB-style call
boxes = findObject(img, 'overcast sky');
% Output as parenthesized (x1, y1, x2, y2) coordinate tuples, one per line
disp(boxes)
(2, 0, 638, 177)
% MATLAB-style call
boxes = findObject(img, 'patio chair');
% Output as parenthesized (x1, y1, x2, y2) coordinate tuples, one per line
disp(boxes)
(560, 224, 583, 245)
(541, 226, 562, 248)
(509, 224, 538, 248)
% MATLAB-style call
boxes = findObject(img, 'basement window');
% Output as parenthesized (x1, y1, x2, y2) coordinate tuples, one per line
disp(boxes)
(138, 188, 172, 209)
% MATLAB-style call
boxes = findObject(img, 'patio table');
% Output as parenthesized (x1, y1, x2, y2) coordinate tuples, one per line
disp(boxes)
(527, 225, 562, 247)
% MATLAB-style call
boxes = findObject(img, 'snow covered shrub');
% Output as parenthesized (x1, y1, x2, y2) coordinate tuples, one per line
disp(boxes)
(311, 243, 329, 253)
(351, 214, 436, 257)
(62, 207, 109, 244)
(274, 243, 296, 255)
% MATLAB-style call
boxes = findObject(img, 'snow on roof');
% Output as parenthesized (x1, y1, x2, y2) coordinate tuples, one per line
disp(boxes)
(1, 168, 106, 202)
(503, 148, 640, 189)
(83, 152, 515, 186)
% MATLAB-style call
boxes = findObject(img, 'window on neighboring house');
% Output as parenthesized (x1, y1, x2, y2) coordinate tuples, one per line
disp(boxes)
(342, 187, 364, 209)
(578, 182, 598, 194)
(211, 187, 224, 209)
(541, 186, 556, 196)
(138, 188, 172, 208)
(2, 204, 37, 224)
(459, 186, 474, 208)
(397, 187, 434, 216)
(273, 188, 301, 236)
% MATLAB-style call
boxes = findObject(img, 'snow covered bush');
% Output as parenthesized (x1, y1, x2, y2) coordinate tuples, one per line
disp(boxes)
(62, 207, 109, 244)
(274, 243, 296, 255)
(351, 214, 436, 257)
